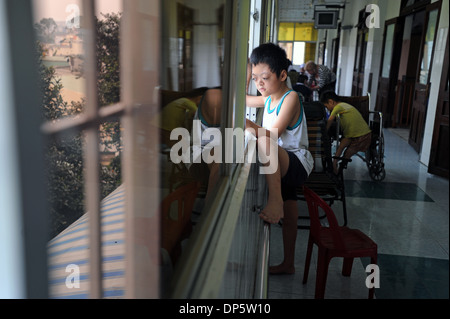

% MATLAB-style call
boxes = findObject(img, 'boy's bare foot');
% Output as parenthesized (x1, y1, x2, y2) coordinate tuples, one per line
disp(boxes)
(269, 264, 295, 275)
(259, 200, 284, 224)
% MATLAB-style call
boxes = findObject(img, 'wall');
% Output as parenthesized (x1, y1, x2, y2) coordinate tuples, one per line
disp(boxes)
(336, 0, 359, 95)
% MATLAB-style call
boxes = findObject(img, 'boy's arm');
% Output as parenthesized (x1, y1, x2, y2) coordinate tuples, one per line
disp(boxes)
(326, 104, 341, 131)
(245, 118, 261, 133)
(327, 113, 336, 131)
(246, 94, 266, 108)
(245, 118, 279, 141)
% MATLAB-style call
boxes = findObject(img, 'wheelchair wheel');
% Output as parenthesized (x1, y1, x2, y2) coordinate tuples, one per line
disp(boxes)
(367, 135, 386, 182)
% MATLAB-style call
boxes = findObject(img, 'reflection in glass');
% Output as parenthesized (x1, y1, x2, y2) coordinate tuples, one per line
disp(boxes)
(32, 0, 86, 239)
(382, 24, 395, 78)
(159, 0, 226, 297)
(45, 132, 85, 239)
(33, 0, 86, 117)
(33, 1, 123, 238)
(419, 10, 438, 85)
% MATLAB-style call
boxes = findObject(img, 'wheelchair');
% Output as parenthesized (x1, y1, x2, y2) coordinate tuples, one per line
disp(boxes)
(331, 94, 386, 182)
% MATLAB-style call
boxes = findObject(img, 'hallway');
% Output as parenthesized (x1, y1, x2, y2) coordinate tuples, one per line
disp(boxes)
(268, 128, 449, 299)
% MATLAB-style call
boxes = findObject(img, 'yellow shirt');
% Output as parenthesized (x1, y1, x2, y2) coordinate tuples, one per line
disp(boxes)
(152, 98, 198, 131)
(331, 102, 371, 138)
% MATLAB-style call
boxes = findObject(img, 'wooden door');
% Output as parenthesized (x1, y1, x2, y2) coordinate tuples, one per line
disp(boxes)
(409, 3, 440, 152)
(428, 34, 449, 178)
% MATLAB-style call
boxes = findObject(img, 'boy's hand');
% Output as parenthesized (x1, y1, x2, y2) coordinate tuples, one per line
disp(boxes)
(245, 118, 259, 133)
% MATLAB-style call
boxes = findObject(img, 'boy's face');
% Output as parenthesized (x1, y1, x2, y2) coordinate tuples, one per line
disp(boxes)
(251, 63, 286, 97)
(323, 99, 336, 111)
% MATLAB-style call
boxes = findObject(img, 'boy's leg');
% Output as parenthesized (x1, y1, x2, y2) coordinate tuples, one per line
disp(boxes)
(269, 199, 297, 274)
(258, 135, 290, 224)
(333, 137, 351, 174)
(343, 132, 372, 159)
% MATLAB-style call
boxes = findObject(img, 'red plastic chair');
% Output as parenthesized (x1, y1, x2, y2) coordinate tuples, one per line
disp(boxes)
(161, 182, 201, 266)
(302, 186, 378, 299)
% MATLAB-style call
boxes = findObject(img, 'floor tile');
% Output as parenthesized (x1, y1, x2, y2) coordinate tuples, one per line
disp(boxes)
(361, 254, 449, 299)
(345, 180, 434, 202)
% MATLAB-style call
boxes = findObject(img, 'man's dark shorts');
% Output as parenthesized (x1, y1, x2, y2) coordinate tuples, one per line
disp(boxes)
(281, 151, 308, 201)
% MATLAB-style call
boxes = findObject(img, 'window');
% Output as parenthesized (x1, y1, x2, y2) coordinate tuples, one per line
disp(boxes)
(35, 0, 251, 299)
(278, 22, 317, 65)
(6, 0, 255, 300)
(35, 0, 160, 298)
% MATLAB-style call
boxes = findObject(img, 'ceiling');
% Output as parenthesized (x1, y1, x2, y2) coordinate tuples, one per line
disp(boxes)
(278, 0, 347, 22)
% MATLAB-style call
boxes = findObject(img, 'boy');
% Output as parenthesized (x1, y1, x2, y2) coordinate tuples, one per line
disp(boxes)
(320, 91, 372, 173)
(293, 74, 313, 102)
(246, 43, 313, 274)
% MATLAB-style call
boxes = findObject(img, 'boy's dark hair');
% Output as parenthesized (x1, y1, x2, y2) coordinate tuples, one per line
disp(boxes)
(298, 74, 309, 83)
(185, 87, 209, 98)
(320, 91, 341, 104)
(250, 43, 290, 78)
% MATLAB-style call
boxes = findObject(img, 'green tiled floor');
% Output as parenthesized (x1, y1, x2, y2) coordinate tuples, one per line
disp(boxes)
(268, 129, 449, 300)
(362, 254, 449, 299)
(345, 180, 434, 202)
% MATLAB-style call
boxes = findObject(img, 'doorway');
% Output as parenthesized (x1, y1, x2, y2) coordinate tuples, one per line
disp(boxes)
(382, 1, 441, 153)
(376, 19, 403, 128)
(408, 4, 440, 152)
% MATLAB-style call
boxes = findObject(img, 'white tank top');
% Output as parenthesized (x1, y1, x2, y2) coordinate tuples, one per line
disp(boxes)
(262, 90, 314, 175)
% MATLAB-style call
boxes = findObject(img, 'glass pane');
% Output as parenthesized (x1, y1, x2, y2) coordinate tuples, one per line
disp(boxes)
(294, 23, 317, 42)
(293, 42, 306, 65)
(95, 0, 123, 108)
(159, 0, 227, 297)
(99, 120, 122, 199)
(382, 24, 395, 78)
(33, 0, 124, 114)
(33, 0, 124, 298)
(47, 123, 123, 299)
(46, 131, 86, 239)
(33, 0, 124, 219)
(278, 22, 295, 41)
(32, 0, 86, 119)
(304, 42, 316, 63)
(279, 42, 294, 62)
(419, 9, 438, 84)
